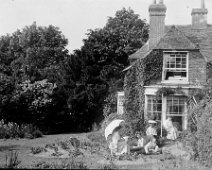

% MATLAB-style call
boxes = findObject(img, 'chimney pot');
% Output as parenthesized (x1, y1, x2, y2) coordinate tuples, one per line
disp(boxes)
(191, 0, 208, 29)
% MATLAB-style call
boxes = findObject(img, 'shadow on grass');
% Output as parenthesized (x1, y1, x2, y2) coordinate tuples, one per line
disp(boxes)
(0, 145, 20, 152)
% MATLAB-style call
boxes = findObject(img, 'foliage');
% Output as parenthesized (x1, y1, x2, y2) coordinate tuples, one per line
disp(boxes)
(4, 151, 21, 169)
(31, 146, 47, 154)
(124, 50, 163, 135)
(0, 119, 43, 139)
(58, 7, 148, 132)
(87, 131, 107, 145)
(156, 87, 175, 99)
(33, 159, 88, 169)
(0, 22, 70, 133)
(183, 99, 212, 168)
(0, 7, 148, 133)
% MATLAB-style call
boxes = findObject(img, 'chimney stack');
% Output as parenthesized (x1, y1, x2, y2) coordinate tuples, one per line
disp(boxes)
(191, 0, 208, 29)
(149, 0, 167, 48)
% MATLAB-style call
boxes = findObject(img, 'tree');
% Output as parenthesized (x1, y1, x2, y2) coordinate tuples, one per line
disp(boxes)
(0, 22, 70, 131)
(62, 7, 149, 131)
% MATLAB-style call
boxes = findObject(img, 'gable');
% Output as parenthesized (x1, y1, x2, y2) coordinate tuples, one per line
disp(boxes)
(154, 26, 197, 50)
(129, 25, 212, 62)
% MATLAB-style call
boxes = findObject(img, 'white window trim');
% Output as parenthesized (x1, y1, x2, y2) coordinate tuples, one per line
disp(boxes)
(146, 95, 162, 121)
(164, 95, 188, 130)
(162, 51, 189, 84)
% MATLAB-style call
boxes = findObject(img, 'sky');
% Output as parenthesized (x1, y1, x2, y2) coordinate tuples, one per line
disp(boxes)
(0, 0, 212, 53)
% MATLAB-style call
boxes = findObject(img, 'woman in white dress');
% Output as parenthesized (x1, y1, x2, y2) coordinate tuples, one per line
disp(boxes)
(146, 120, 157, 137)
(108, 126, 130, 156)
(164, 117, 178, 140)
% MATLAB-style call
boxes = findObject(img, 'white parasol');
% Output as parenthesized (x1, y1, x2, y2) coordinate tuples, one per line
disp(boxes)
(105, 119, 124, 140)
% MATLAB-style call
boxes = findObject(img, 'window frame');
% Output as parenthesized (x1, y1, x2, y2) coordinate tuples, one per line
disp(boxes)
(166, 95, 187, 117)
(162, 51, 189, 83)
(146, 95, 162, 121)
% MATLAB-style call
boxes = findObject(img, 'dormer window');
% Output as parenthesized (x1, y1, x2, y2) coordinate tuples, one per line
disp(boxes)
(162, 52, 188, 83)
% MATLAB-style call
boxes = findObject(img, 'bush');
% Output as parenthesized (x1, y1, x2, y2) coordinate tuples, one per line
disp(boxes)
(33, 158, 88, 169)
(32, 129, 43, 138)
(31, 146, 47, 154)
(0, 120, 43, 139)
(183, 100, 212, 168)
(87, 132, 106, 145)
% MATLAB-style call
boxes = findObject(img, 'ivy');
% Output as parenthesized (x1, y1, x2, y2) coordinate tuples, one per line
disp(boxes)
(155, 87, 175, 101)
(123, 50, 163, 134)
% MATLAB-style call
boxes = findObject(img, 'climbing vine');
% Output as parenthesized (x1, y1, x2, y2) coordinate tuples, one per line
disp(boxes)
(123, 50, 163, 134)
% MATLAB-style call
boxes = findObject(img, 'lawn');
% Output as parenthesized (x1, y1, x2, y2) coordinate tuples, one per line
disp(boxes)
(0, 132, 210, 169)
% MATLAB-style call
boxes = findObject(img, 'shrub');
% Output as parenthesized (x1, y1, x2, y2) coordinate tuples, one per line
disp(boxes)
(183, 100, 212, 168)
(45, 143, 58, 152)
(57, 140, 70, 150)
(31, 146, 47, 154)
(0, 120, 43, 139)
(32, 129, 43, 138)
(33, 158, 88, 169)
(102, 161, 118, 170)
(87, 131, 106, 145)
(4, 151, 21, 169)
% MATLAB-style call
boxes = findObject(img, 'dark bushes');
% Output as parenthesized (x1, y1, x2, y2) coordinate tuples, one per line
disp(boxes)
(0, 120, 43, 139)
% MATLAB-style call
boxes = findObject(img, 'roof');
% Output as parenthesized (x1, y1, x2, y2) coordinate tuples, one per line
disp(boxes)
(154, 26, 197, 50)
(129, 24, 212, 62)
(177, 25, 212, 62)
(129, 41, 150, 60)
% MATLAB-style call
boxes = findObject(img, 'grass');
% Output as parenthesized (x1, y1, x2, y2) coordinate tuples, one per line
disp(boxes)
(2, 151, 21, 169)
(0, 132, 211, 169)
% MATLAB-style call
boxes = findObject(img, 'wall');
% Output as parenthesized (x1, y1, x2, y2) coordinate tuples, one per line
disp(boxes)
(189, 51, 207, 85)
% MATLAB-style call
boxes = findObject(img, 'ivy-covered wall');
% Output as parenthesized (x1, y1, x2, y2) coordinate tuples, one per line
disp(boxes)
(123, 49, 211, 133)
(123, 50, 163, 133)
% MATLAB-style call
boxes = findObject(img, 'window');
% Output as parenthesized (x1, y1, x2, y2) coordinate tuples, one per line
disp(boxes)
(163, 52, 188, 82)
(166, 96, 187, 131)
(167, 96, 187, 116)
(147, 96, 162, 121)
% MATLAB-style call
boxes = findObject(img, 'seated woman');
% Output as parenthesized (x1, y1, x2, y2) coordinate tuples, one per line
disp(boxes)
(146, 120, 157, 137)
(164, 117, 178, 140)
(108, 126, 130, 156)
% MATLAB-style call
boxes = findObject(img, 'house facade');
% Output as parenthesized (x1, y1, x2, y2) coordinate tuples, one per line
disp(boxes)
(124, 0, 212, 131)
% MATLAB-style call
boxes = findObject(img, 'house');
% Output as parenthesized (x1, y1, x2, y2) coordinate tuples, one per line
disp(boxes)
(123, 0, 212, 131)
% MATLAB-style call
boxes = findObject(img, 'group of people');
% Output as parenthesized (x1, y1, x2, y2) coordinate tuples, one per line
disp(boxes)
(107, 116, 178, 156)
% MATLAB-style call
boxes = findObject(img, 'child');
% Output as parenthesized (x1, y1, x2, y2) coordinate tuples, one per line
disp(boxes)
(135, 131, 144, 147)
(144, 136, 159, 154)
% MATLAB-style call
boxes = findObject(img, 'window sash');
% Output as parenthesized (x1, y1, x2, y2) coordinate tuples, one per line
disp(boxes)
(147, 95, 162, 120)
(166, 96, 187, 116)
(163, 52, 188, 81)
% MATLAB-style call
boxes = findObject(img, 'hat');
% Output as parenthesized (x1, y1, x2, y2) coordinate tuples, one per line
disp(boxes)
(148, 120, 157, 124)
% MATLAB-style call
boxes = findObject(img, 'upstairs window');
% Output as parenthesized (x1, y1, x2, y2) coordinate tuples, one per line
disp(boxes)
(163, 52, 188, 82)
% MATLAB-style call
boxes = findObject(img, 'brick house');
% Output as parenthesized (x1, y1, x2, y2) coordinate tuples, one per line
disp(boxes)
(123, 0, 212, 131)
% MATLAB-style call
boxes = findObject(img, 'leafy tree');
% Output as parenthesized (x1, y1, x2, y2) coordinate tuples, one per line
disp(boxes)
(62, 7, 148, 131)
(0, 22, 69, 131)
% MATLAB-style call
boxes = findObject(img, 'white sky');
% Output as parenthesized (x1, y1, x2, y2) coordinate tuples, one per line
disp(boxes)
(0, 0, 212, 53)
